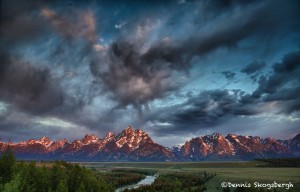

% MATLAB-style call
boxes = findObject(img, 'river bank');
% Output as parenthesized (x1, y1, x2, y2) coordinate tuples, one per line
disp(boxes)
(115, 175, 157, 192)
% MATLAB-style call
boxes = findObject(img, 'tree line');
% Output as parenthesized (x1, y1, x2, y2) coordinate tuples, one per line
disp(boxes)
(254, 158, 300, 167)
(111, 168, 157, 176)
(96, 171, 145, 188)
(0, 148, 113, 192)
(123, 171, 215, 192)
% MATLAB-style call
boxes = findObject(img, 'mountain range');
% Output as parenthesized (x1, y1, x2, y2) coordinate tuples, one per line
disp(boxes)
(0, 126, 299, 161)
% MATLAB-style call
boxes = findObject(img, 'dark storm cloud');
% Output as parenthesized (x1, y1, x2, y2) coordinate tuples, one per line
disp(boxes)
(280, 99, 300, 115)
(272, 51, 300, 73)
(0, 122, 31, 142)
(0, 0, 90, 115)
(252, 50, 300, 113)
(0, 0, 299, 142)
(41, 7, 97, 43)
(0, 2, 58, 115)
(0, 55, 64, 114)
(90, 0, 299, 112)
(2, 0, 298, 116)
(222, 71, 236, 80)
(0, 111, 90, 142)
(146, 49, 300, 135)
(253, 50, 300, 98)
(175, 0, 299, 57)
(90, 40, 179, 112)
(241, 61, 266, 75)
(172, 90, 258, 122)
(41, 6, 100, 73)
(144, 89, 259, 135)
(0, 0, 47, 47)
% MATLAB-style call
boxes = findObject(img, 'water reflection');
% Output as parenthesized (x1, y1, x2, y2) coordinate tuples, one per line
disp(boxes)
(115, 175, 156, 192)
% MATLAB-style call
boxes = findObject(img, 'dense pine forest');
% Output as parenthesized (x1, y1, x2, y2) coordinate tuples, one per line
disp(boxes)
(97, 171, 145, 188)
(0, 148, 113, 192)
(254, 158, 300, 167)
(0, 149, 156, 192)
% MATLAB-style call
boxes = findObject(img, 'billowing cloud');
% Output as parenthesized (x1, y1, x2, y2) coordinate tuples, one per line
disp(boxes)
(241, 61, 266, 75)
(90, 40, 181, 112)
(88, 0, 300, 113)
(0, 55, 64, 114)
(41, 8, 97, 43)
(252, 50, 300, 114)
(144, 89, 258, 134)
(144, 49, 300, 137)
(222, 71, 236, 80)
(34, 117, 78, 129)
(0, 0, 299, 145)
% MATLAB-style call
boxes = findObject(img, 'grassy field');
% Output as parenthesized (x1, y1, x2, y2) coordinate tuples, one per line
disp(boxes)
(81, 161, 300, 192)
(80, 161, 257, 169)
(204, 167, 299, 191)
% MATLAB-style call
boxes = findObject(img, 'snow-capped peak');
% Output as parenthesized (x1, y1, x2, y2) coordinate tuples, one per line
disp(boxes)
(81, 134, 99, 144)
(115, 127, 153, 149)
(211, 133, 222, 139)
(104, 132, 115, 139)
(38, 136, 52, 146)
(124, 126, 133, 134)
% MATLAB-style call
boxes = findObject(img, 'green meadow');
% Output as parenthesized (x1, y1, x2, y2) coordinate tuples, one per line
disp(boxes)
(81, 161, 300, 192)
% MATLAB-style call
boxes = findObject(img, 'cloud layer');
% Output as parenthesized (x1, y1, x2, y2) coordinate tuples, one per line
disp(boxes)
(0, 0, 299, 145)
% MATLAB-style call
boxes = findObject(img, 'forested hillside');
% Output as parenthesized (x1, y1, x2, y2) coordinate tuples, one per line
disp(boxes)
(0, 148, 113, 192)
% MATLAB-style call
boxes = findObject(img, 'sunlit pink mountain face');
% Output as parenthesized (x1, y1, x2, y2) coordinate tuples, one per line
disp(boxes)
(0, 127, 299, 161)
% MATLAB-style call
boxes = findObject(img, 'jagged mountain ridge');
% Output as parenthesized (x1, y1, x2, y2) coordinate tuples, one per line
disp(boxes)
(0, 127, 299, 161)
(0, 126, 174, 161)
(179, 133, 297, 160)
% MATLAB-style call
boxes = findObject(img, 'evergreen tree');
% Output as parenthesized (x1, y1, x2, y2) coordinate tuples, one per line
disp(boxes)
(68, 164, 82, 192)
(0, 152, 112, 192)
(56, 180, 68, 192)
(3, 173, 22, 192)
(0, 146, 16, 183)
(77, 182, 86, 192)
(18, 162, 38, 192)
(51, 162, 68, 190)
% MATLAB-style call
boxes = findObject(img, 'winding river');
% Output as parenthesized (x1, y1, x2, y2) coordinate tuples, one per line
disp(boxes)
(115, 175, 157, 192)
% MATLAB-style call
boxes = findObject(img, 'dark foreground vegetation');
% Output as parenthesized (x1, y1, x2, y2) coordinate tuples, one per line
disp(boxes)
(0, 148, 113, 192)
(96, 168, 158, 188)
(111, 168, 157, 176)
(123, 171, 214, 192)
(96, 171, 145, 188)
(254, 158, 300, 167)
(1, 148, 299, 192)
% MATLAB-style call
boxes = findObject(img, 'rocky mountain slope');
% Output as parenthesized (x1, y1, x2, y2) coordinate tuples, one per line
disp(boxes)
(0, 127, 298, 161)
(0, 126, 174, 161)
(179, 133, 296, 160)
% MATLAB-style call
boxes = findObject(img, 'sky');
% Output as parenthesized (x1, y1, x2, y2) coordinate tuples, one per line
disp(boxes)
(0, 0, 299, 147)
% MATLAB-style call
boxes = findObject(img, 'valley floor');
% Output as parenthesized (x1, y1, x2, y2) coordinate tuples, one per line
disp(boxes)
(81, 161, 300, 192)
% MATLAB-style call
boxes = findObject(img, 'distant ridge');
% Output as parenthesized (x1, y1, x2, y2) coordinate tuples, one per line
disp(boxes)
(0, 127, 299, 161)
